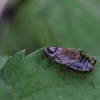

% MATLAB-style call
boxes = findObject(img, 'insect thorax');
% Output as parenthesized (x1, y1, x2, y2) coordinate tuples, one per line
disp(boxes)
(44, 46, 58, 57)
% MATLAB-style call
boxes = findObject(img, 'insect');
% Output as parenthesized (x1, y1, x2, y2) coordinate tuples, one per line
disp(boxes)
(44, 47, 96, 71)
(43, 46, 97, 87)
(41, 30, 97, 87)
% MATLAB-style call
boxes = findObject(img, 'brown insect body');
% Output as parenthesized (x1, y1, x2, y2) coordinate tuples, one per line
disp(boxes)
(44, 46, 96, 72)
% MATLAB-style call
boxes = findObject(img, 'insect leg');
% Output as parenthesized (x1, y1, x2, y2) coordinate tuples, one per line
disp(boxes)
(44, 58, 51, 68)
(68, 67, 95, 87)
(92, 59, 97, 65)
(55, 63, 66, 79)
(41, 52, 52, 68)
(41, 51, 48, 58)
(48, 58, 51, 67)
(41, 54, 45, 58)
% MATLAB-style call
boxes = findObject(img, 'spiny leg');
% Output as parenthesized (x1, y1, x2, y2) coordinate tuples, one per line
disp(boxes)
(68, 67, 95, 87)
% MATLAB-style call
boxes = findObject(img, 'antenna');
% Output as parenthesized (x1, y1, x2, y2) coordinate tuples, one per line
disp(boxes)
(0, 35, 37, 47)
(0, 35, 43, 53)
(42, 28, 47, 47)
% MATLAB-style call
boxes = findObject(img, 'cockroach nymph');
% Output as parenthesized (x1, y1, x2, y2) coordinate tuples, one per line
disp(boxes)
(44, 47, 96, 72)
(41, 31, 96, 87)
(43, 47, 96, 87)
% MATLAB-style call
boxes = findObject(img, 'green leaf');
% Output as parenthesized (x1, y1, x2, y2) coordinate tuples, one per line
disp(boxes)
(0, 80, 17, 100)
(0, 49, 100, 100)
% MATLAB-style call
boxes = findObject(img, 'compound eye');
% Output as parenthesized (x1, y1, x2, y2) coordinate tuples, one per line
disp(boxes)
(47, 47, 58, 54)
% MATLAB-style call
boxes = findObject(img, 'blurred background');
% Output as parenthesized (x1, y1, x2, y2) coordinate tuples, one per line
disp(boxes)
(0, 0, 100, 56)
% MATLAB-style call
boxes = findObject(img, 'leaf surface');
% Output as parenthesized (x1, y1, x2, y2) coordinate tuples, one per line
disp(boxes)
(0, 49, 100, 100)
(0, 80, 17, 100)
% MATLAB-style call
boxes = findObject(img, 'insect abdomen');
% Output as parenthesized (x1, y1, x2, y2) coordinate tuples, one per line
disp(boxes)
(68, 61, 93, 71)
(68, 52, 95, 71)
